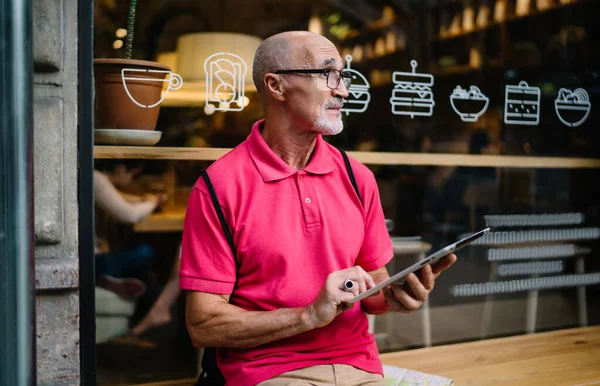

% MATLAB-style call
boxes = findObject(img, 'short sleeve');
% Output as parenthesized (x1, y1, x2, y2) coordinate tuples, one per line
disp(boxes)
(179, 185, 237, 294)
(354, 173, 393, 272)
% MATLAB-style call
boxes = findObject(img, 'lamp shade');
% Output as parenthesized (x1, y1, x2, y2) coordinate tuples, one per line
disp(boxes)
(157, 33, 262, 107)
(177, 32, 262, 88)
(156, 51, 178, 73)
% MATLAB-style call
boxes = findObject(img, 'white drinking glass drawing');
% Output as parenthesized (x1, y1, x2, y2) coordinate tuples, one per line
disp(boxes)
(504, 81, 541, 125)
(390, 60, 435, 118)
(121, 69, 183, 108)
(554, 88, 591, 127)
(204, 52, 248, 112)
(450, 85, 489, 122)
(341, 55, 371, 116)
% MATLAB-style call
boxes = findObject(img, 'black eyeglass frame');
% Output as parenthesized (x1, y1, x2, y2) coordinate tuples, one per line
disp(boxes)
(273, 68, 352, 89)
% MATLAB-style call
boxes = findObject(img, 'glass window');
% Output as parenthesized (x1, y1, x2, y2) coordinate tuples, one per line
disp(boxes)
(93, 1, 599, 383)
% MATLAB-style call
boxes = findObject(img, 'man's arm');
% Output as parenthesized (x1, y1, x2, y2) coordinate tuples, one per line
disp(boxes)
(185, 266, 377, 349)
(186, 292, 313, 349)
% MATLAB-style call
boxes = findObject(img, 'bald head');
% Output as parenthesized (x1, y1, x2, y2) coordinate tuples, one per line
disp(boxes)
(252, 31, 339, 96)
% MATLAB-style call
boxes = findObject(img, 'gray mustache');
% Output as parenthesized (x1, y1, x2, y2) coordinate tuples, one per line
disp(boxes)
(325, 99, 344, 109)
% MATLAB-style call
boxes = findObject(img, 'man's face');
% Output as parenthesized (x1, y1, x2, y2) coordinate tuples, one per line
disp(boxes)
(282, 37, 349, 135)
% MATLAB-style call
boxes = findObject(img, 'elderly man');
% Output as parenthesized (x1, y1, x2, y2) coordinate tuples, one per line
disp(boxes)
(180, 31, 456, 386)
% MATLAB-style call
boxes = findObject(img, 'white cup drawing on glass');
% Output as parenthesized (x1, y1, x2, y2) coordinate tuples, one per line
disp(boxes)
(204, 52, 248, 112)
(121, 68, 183, 108)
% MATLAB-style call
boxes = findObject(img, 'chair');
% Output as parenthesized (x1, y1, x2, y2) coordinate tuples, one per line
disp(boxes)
(450, 213, 599, 336)
(95, 287, 136, 343)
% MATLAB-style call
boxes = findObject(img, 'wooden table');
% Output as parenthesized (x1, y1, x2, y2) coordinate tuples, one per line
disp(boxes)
(133, 207, 186, 233)
(380, 326, 600, 385)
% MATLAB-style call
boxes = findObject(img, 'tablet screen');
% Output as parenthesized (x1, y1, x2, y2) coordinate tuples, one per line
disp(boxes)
(346, 227, 490, 304)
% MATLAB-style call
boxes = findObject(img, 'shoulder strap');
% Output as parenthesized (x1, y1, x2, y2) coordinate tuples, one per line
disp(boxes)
(200, 170, 237, 260)
(338, 148, 362, 206)
(197, 170, 233, 386)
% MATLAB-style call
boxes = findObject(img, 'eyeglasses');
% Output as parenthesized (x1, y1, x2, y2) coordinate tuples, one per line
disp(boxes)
(274, 68, 352, 90)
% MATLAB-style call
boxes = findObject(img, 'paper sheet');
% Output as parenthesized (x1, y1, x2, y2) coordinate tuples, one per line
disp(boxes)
(383, 365, 454, 386)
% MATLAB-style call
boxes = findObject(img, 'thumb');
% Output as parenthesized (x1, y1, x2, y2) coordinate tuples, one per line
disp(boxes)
(339, 291, 356, 305)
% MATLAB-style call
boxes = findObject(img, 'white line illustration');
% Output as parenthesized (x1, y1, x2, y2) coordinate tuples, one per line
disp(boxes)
(504, 81, 541, 125)
(341, 55, 371, 116)
(555, 88, 591, 127)
(450, 85, 489, 122)
(204, 52, 248, 112)
(121, 69, 183, 108)
(390, 60, 435, 118)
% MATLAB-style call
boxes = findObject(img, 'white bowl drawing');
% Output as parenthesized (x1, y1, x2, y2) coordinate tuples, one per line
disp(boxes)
(555, 88, 591, 128)
(450, 86, 489, 122)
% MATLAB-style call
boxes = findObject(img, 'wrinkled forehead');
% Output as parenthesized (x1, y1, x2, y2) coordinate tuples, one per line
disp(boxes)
(289, 37, 344, 69)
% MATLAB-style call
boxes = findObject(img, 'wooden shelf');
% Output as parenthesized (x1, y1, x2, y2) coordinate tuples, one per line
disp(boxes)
(95, 146, 229, 161)
(434, 1, 582, 42)
(94, 146, 600, 169)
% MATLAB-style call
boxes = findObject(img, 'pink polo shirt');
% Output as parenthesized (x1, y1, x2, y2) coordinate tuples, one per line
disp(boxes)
(180, 120, 393, 386)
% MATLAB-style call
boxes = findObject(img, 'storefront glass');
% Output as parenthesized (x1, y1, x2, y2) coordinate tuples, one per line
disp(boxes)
(92, 0, 599, 383)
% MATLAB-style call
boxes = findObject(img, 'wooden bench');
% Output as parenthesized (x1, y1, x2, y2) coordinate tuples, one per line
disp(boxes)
(135, 327, 600, 386)
(380, 326, 600, 385)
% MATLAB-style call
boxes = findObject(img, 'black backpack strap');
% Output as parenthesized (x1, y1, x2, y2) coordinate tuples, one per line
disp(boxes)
(200, 170, 237, 259)
(338, 148, 362, 206)
(196, 170, 237, 386)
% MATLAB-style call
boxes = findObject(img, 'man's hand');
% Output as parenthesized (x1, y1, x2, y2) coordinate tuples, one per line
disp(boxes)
(384, 254, 457, 313)
(305, 266, 376, 328)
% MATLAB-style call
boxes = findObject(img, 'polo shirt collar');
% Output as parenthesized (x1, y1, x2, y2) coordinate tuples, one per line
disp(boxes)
(247, 120, 337, 182)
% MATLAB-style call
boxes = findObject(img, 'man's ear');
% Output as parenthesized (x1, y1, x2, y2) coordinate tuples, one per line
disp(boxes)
(264, 74, 285, 102)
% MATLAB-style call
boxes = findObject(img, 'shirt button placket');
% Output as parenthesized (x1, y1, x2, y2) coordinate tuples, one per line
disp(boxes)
(297, 172, 320, 228)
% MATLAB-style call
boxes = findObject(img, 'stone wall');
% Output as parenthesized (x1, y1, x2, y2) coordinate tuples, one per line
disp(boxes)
(33, 0, 80, 383)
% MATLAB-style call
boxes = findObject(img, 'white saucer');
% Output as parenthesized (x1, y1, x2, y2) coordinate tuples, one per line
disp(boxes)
(94, 129, 162, 146)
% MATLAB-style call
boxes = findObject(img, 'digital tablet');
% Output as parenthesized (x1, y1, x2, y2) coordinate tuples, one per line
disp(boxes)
(347, 227, 490, 304)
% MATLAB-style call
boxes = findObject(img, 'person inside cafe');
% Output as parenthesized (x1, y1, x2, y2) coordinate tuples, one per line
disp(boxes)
(94, 163, 167, 299)
(131, 248, 182, 336)
(179, 31, 457, 386)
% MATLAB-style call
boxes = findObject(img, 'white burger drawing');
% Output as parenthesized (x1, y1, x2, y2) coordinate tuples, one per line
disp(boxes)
(341, 55, 371, 115)
(450, 85, 489, 122)
(555, 88, 591, 127)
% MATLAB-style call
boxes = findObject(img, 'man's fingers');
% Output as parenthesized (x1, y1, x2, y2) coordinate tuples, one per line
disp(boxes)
(389, 286, 422, 311)
(420, 264, 435, 291)
(402, 273, 429, 301)
(383, 288, 405, 312)
(342, 280, 360, 297)
(357, 277, 367, 295)
(431, 254, 457, 276)
(339, 291, 356, 305)
(340, 266, 375, 292)
(358, 267, 376, 289)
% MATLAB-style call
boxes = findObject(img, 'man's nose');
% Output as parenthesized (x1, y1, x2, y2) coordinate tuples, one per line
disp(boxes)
(333, 80, 349, 99)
